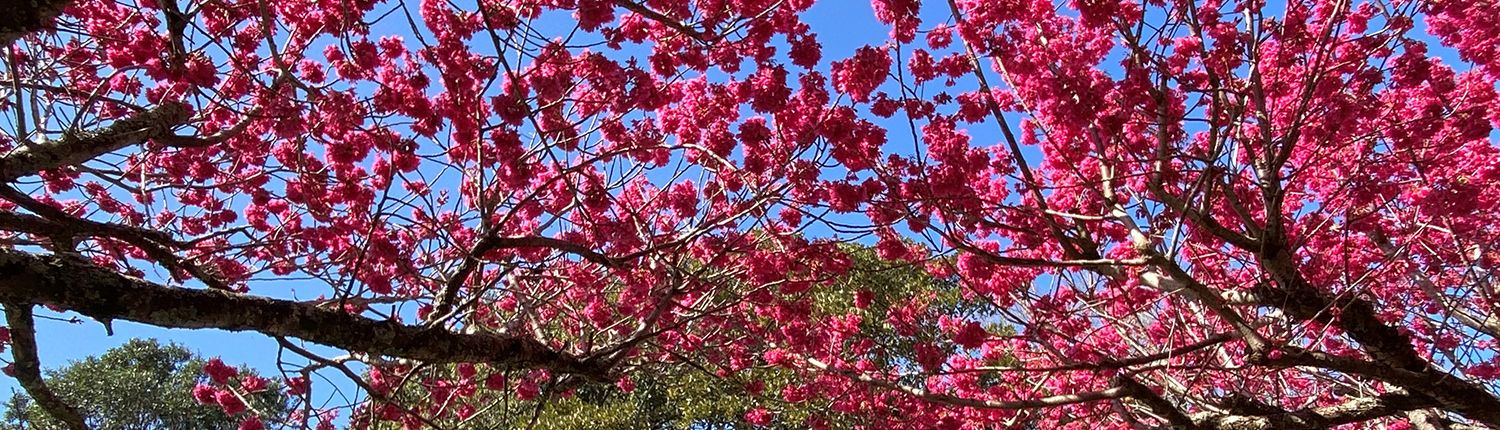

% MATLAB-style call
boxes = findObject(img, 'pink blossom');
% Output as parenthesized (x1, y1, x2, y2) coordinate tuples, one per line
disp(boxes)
(616, 376, 636, 393)
(203, 358, 237, 385)
(240, 375, 268, 393)
(192, 383, 218, 405)
(744, 408, 773, 426)
(215, 390, 247, 415)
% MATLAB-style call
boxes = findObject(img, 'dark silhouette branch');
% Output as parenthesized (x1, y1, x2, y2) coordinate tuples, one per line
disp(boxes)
(1261, 347, 1500, 427)
(0, 0, 77, 46)
(1116, 376, 1200, 430)
(1194, 392, 1438, 430)
(0, 187, 230, 290)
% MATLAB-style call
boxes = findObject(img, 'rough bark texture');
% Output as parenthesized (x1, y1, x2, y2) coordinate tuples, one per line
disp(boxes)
(1117, 376, 1200, 430)
(0, 102, 190, 181)
(0, 249, 606, 379)
(0, 0, 76, 46)
(1253, 248, 1500, 426)
(4, 303, 88, 430)
(1194, 392, 1437, 430)
(1257, 249, 1428, 372)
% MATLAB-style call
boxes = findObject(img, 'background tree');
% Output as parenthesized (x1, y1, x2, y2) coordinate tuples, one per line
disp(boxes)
(355, 243, 1017, 429)
(0, 0, 1497, 429)
(0, 339, 288, 430)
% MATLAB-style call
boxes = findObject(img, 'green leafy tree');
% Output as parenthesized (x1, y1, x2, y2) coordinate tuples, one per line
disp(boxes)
(355, 243, 1015, 429)
(1, 339, 289, 430)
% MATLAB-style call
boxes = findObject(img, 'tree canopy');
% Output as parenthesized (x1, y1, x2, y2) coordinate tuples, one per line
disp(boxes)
(1, 0, 1499, 428)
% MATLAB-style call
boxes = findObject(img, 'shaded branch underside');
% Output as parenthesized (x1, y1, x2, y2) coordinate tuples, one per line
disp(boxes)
(0, 0, 75, 46)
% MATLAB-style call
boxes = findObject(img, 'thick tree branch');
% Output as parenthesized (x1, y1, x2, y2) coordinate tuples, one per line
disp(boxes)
(0, 101, 190, 181)
(1193, 392, 1437, 430)
(0, 209, 180, 248)
(1262, 347, 1500, 426)
(1215, 222, 1500, 425)
(1407, 410, 1452, 430)
(0, 0, 77, 46)
(1116, 377, 1200, 430)
(0, 249, 608, 380)
(3, 303, 88, 430)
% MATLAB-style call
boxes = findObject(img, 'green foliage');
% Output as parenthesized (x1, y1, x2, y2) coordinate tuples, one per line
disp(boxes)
(360, 366, 818, 430)
(0, 338, 288, 430)
(521, 372, 809, 430)
(361, 243, 1013, 429)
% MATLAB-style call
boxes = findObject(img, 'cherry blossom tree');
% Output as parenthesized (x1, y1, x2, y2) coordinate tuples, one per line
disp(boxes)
(1, 0, 1499, 428)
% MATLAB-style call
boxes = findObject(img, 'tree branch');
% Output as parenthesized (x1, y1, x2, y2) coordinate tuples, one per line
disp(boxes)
(1261, 347, 1500, 426)
(1193, 392, 1437, 430)
(613, 0, 707, 41)
(0, 187, 231, 290)
(0, 249, 608, 380)
(431, 234, 623, 323)
(971, 332, 1238, 373)
(0, 208, 180, 248)
(3, 303, 88, 430)
(1117, 376, 1200, 430)
(0, 0, 78, 46)
(0, 101, 190, 181)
